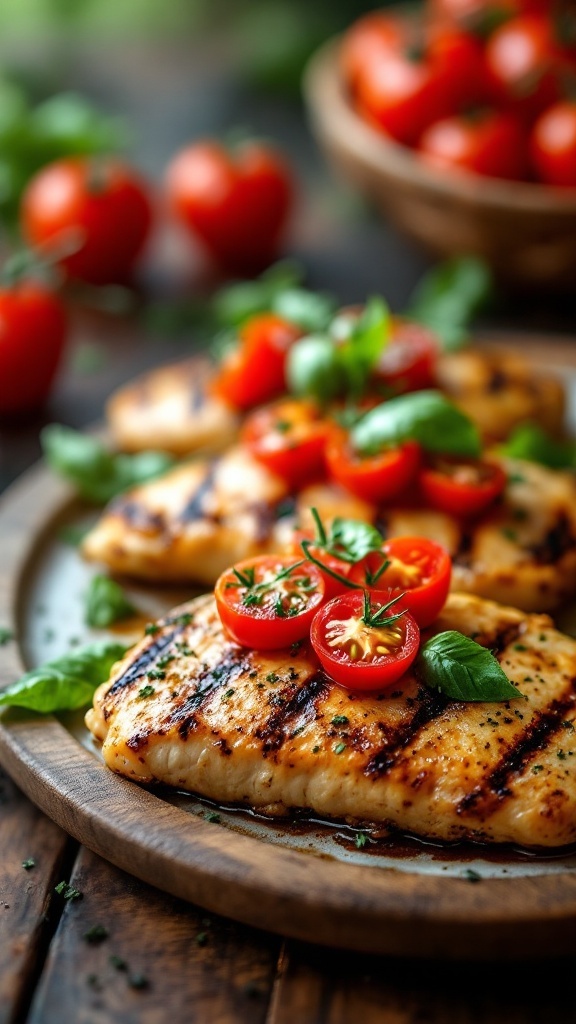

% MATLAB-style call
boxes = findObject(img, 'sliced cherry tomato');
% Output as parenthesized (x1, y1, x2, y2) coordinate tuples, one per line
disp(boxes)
(419, 456, 507, 517)
(530, 100, 576, 187)
(349, 537, 452, 627)
(372, 319, 439, 395)
(21, 157, 152, 284)
(485, 15, 563, 120)
(215, 555, 325, 650)
(326, 430, 421, 504)
(311, 591, 420, 691)
(212, 313, 301, 410)
(0, 279, 67, 415)
(165, 140, 293, 276)
(241, 399, 332, 488)
(286, 530, 353, 602)
(419, 110, 527, 179)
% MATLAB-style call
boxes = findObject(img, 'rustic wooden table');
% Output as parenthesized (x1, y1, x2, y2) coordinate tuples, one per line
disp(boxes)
(0, 35, 575, 1024)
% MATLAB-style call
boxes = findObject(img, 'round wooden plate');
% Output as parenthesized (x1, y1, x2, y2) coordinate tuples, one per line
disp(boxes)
(1, 348, 576, 960)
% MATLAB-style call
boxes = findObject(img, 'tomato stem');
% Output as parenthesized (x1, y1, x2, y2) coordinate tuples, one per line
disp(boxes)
(361, 590, 406, 629)
(301, 540, 358, 591)
(310, 506, 328, 547)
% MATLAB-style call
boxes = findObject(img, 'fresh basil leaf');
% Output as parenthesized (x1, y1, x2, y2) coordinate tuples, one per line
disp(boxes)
(338, 297, 389, 397)
(42, 425, 175, 504)
(286, 334, 345, 402)
(328, 518, 384, 564)
(351, 390, 481, 458)
(0, 641, 127, 713)
(418, 631, 522, 702)
(407, 257, 493, 351)
(211, 260, 303, 328)
(30, 93, 127, 157)
(272, 288, 336, 332)
(500, 423, 576, 471)
(85, 575, 136, 628)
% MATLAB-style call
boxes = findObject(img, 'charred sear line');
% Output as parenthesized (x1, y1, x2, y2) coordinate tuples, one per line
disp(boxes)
(166, 648, 252, 735)
(255, 671, 329, 756)
(111, 498, 165, 533)
(452, 529, 473, 569)
(364, 689, 450, 778)
(458, 684, 576, 817)
(107, 627, 184, 695)
(179, 463, 217, 522)
(529, 513, 576, 565)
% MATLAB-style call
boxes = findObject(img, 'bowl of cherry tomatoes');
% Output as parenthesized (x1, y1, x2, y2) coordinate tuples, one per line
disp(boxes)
(304, 0, 576, 288)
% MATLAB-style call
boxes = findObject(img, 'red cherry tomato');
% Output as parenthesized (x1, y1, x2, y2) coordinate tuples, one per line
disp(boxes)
(531, 101, 576, 187)
(340, 12, 404, 93)
(419, 456, 507, 517)
(21, 158, 152, 284)
(212, 314, 301, 410)
(373, 319, 439, 395)
(419, 111, 527, 179)
(165, 140, 293, 277)
(349, 537, 452, 627)
(428, 29, 492, 109)
(310, 591, 420, 692)
(485, 15, 562, 119)
(215, 555, 325, 650)
(326, 431, 421, 504)
(286, 530, 353, 602)
(0, 280, 67, 416)
(241, 399, 332, 489)
(429, 0, 548, 33)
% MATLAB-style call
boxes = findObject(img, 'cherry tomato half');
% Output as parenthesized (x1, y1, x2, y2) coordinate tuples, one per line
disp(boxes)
(372, 319, 439, 395)
(241, 399, 332, 488)
(212, 313, 301, 410)
(165, 140, 293, 276)
(215, 555, 325, 650)
(349, 537, 452, 627)
(326, 431, 421, 504)
(531, 101, 576, 187)
(286, 530, 353, 602)
(0, 280, 67, 416)
(21, 157, 152, 284)
(419, 456, 507, 517)
(419, 111, 527, 179)
(311, 591, 420, 692)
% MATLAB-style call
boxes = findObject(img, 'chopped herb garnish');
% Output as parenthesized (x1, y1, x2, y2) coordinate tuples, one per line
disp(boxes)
(266, 672, 279, 683)
(355, 832, 368, 849)
(290, 640, 303, 655)
(514, 644, 527, 651)
(0, 627, 13, 646)
(331, 715, 349, 726)
(532, 764, 543, 774)
(146, 669, 165, 681)
(463, 869, 481, 883)
(196, 932, 208, 947)
(312, 745, 321, 754)
(501, 527, 517, 541)
(144, 623, 160, 636)
(558, 750, 567, 760)
(22, 858, 35, 870)
(55, 881, 82, 901)
(128, 974, 149, 990)
(222, 688, 235, 700)
(137, 684, 155, 699)
(204, 811, 221, 823)
(83, 924, 109, 944)
(110, 955, 127, 971)
(334, 742, 347, 754)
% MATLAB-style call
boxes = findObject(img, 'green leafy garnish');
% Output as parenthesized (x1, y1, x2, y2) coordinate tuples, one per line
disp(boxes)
(55, 881, 82, 901)
(500, 423, 576, 470)
(85, 575, 136, 628)
(333, 296, 390, 398)
(286, 333, 345, 402)
(407, 257, 493, 351)
(42, 425, 175, 504)
(0, 627, 13, 646)
(0, 641, 126, 713)
(418, 631, 522, 702)
(351, 391, 481, 459)
(308, 508, 383, 566)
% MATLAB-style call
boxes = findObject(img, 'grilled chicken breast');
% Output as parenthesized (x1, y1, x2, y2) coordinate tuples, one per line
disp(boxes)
(107, 357, 239, 456)
(83, 453, 576, 612)
(86, 591, 576, 847)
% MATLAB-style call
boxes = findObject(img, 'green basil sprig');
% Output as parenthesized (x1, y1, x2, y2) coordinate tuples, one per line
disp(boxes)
(42, 425, 175, 505)
(407, 257, 493, 352)
(0, 641, 127, 713)
(85, 575, 136, 628)
(310, 508, 383, 565)
(212, 260, 336, 333)
(351, 390, 481, 459)
(500, 422, 576, 471)
(418, 631, 522, 702)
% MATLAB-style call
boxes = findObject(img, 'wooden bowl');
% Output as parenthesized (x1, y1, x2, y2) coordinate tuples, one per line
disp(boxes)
(303, 38, 576, 289)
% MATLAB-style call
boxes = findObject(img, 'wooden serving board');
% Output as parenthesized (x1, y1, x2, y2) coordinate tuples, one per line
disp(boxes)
(1, 349, 576, 960)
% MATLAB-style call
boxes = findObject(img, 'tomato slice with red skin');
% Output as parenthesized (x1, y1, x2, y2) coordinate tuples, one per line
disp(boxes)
(215, 555, 325, 650)
(373, 319, 439, 395)
(311, 591, 420, 692)
(212, 313, 301, 410)
(286, 530, 353, 602)
(326, 431, 421, 504)
(348, 537, 452, 627)
(419, 457, 507, 517)
(241, 399, 333, 488)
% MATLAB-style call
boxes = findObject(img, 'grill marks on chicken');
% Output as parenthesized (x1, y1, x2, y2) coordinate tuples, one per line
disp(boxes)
(86, 593, 576, 847)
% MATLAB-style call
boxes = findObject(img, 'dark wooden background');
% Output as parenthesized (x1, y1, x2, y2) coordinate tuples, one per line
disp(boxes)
(0, 34, 575, 1024)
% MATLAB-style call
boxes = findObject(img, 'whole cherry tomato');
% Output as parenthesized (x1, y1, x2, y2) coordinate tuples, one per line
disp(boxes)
(310, 590, 420, 692)
(241, 398, 332, 489)
(372, 319, 439, 395)
(21, 158, 152, 284)
(165, 140, 293, 276)
(348, 537, 452, 627)
(212, 313, 301, 410)
(429, 0, 550, 33)
(215, 554, 325, 650)
(485, 15, 563, 119)
(530, 101, 576, 186)
(340, 11, 405, 93)
(419, 110, 527, 178)
(0, 279, 67, 415)
(326, 431, 421, 504)
(419, 456, 507, 517)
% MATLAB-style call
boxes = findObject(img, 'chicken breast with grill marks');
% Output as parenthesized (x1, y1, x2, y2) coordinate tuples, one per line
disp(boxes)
(86, 591, 576, 847)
